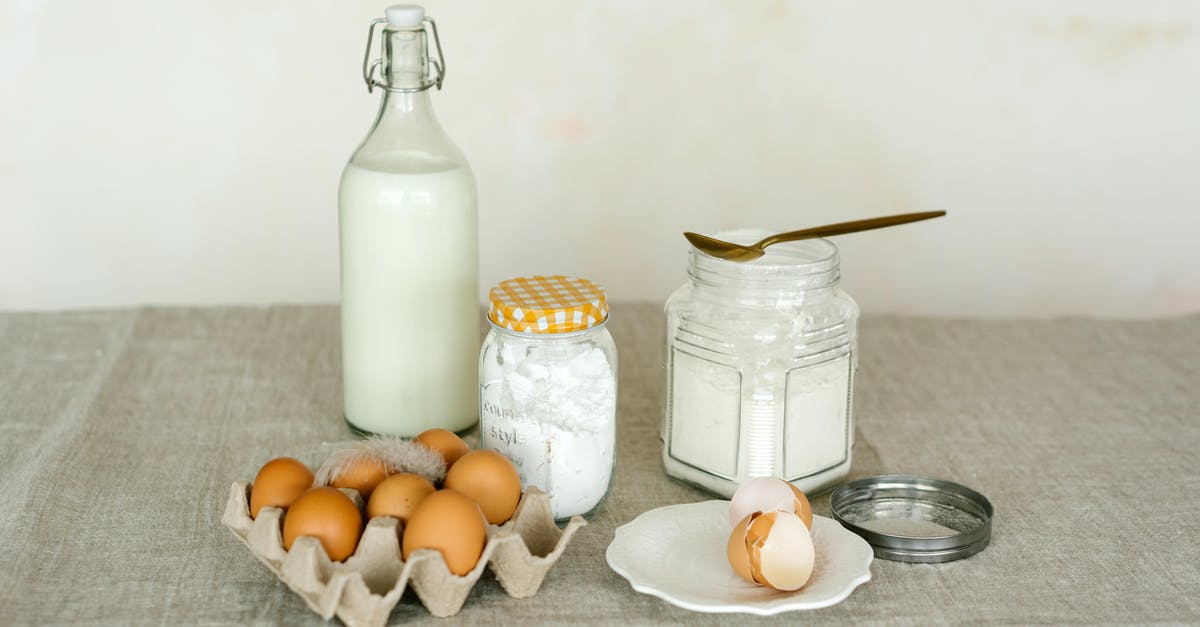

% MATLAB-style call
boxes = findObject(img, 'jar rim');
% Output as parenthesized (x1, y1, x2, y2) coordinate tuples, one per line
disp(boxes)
(688, 228, 841, 292)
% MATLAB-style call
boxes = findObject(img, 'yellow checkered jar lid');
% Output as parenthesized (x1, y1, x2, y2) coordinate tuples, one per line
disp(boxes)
(488, 275, 609, 334)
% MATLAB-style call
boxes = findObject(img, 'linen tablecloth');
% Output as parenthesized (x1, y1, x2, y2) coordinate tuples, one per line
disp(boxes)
(1, 304, 1197, 624)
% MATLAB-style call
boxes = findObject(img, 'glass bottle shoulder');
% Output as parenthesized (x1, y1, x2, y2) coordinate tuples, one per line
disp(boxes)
(347, 135, 473, 180)
(346, 93, 473, 178)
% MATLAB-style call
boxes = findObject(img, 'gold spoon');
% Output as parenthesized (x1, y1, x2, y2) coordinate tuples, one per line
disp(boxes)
(684, 210, 947, 262)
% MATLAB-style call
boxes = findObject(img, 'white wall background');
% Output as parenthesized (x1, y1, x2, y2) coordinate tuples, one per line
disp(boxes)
(3, 0, 1198, 317)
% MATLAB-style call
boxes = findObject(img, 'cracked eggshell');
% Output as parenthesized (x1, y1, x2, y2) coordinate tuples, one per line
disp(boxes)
(726, 511, 815, 592)
(728, 477, 813, 529)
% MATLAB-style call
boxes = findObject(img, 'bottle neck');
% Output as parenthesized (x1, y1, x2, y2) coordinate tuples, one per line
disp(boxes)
(376, 27, 436, 121)
(384, 26, 431, 90)
(352, 25, 463, 171)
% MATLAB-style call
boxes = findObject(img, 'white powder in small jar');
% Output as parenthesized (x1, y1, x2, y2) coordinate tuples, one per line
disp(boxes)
(479, 275, 617, 520)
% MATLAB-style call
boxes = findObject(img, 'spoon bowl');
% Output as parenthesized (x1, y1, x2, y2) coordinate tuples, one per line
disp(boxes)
(685, 211, 946, 262)
(682, 232, 769, 262)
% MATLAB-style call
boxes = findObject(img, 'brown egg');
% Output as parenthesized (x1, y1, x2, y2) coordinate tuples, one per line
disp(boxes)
(367, 473, 436, 523)
(282, 487, 363, 562)
(249, 457, 314, 519)
(328, 454, 390, 499)
(443, 450, 522, 525)
(727, 511, 815, 591)
(401, 489, 488, 576)
(414, 428, 470, 469)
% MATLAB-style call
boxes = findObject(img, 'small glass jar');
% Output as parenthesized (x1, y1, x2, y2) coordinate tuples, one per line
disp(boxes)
(663, 230, 859, 498)
(479, 276, 618, 520)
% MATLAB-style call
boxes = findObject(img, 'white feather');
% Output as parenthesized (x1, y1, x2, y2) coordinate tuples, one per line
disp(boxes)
(315, 436, 446, 486)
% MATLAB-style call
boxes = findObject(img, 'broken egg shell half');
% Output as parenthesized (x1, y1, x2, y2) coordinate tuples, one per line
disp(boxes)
(728, 476, 813, 530)
(726, 511, 815, 592)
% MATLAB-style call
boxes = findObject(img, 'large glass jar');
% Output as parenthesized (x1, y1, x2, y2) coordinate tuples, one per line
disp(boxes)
(663, 230, 859, 498)
(479, 276, 618, 520)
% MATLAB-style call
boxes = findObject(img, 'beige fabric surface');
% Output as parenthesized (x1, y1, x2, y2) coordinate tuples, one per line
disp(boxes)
(1, 303, 1197, 625)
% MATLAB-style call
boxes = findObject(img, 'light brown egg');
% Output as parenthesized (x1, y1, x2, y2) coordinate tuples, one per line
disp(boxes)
(401, 489, 488, 576)
(727, 511, 815, 591)
(328, 454, 390, 499)
(282, 487, 363, 562)
(249, 457, 314, 519)
(443, 450, 522, 525)
(367, 473, 436, 523)
(414, 428, 470, 469)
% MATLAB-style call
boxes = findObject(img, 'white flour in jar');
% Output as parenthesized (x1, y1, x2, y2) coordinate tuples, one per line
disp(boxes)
(667, 300, 853, 496)
(481, 338, 616, 519)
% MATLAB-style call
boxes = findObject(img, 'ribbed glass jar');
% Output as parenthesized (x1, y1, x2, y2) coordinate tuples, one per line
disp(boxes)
(663, 230, 859, 498)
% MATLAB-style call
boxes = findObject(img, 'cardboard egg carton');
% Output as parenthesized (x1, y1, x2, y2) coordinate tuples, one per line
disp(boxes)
(222, 481, 586, 625)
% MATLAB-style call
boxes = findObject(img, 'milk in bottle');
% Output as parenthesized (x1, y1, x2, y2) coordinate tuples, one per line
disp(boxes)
(339, 5, 478, 436)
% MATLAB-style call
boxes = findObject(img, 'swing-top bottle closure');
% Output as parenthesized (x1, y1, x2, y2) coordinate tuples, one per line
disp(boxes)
(361, 4, 446, 93)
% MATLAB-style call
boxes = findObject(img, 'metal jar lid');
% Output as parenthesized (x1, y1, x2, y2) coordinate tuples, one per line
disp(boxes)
(830, 474, 994, 563)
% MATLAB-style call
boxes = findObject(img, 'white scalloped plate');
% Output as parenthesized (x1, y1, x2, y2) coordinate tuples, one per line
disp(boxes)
(606, 500, 873, 615)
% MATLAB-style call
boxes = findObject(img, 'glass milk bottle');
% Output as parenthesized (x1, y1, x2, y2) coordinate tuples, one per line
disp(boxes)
(339, 5, 478, 436)
(663, 231, 859, 498)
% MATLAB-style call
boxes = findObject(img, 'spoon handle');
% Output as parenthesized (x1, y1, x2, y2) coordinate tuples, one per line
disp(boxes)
(756, 211, 947, 248)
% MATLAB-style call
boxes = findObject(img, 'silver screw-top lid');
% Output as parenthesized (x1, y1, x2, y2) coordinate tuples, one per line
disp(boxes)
(831, 474, 994, 563)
